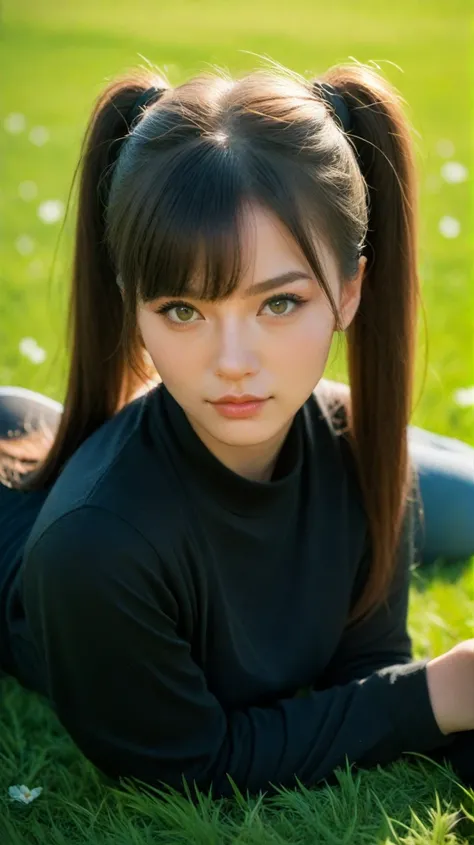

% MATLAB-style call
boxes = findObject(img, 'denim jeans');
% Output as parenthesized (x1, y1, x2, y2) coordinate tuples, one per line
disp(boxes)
(0, 385, 473, 565)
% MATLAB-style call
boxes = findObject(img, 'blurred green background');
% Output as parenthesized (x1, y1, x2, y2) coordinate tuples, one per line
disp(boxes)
(1, 0, 472, 443)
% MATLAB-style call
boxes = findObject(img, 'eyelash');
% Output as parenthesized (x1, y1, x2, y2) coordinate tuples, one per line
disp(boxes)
(154, 292, 308, 325)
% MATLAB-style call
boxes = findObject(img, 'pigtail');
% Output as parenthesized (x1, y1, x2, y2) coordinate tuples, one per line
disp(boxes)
(322, 65, 421, 622)
(1, 70, 168, 491)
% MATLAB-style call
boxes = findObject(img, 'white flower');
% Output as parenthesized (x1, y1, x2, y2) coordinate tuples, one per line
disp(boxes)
(27, 258, 45, 278)
(15, 235, 35, 256)
(441, 161, 468, 184)
(8, 784, 42, 804)
(436, 139, 455, 158)
(453, 387, 474, 407)
(29, 126, 50, 146)
(425, 174, 441, 193)
(438, 216, 461, 238)
(19, 337, 47, 364)
(37, 199, 64, 224)
(18, 181, 38, 201)
(4, 113, 26, 134)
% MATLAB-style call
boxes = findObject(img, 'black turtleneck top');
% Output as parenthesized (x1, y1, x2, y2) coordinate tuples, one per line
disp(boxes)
(1, 383, 455, 797)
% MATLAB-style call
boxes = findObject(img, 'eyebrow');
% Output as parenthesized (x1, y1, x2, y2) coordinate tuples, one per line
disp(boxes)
(244, 271, 313, 297)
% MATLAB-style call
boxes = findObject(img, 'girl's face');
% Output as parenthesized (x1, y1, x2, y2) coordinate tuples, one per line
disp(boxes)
(136, 204, 365, 475)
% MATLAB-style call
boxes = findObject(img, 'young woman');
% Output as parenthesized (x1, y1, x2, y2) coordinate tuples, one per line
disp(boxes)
(0, 61, 473, 799)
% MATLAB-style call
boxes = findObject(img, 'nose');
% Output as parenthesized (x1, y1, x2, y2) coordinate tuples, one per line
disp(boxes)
(214, 319, 259, 381)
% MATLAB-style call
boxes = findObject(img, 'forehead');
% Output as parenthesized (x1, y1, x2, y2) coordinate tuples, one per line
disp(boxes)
(241, 203, 315, 268)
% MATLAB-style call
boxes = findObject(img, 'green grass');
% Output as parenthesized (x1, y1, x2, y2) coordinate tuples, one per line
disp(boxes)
(1, 0, 473, 842)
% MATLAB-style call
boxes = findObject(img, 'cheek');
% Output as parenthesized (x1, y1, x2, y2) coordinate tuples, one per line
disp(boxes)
(138, 314, 169, 376)
(279, 308, 334, 361)
(139, 316, 202, 386)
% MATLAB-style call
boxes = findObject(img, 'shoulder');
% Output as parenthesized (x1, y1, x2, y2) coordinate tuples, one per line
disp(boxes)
(24, 387, 183, 553)
(22, 505, 156, 580)
(27, 392, 149, 524)
(21, 504, 181, 609)
(20, 505, 181, 642)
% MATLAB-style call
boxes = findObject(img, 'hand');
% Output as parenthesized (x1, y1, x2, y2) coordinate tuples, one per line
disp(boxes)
(426, 639, 474, 735)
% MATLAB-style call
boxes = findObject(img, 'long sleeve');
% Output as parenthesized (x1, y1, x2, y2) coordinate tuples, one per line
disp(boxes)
(312, 491, 470, 785)
(20, 506, 453, 800)
(317, 491, 418, 687)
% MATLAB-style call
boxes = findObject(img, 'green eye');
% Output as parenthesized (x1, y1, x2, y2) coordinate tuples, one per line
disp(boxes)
(155, 302, 200, 323)
(268, 299, 291, 315)
(173, 306, 195, 322)
(262, 294, 306, 317)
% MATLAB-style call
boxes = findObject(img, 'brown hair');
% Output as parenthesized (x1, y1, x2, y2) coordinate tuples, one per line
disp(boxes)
(0, 59, 423, 624)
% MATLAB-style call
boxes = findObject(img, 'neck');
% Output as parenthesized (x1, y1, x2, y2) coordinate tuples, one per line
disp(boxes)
(185, 414, 293, 482)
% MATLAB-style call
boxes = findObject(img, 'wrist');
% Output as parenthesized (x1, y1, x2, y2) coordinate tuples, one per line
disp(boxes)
(426, 648, 473, 735)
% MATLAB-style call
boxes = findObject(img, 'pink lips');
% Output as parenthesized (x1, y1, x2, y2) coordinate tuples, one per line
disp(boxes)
(209, 395, 269, 419)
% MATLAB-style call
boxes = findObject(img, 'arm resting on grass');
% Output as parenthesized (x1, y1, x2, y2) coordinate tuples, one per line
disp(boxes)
(21, 507, 453, 799)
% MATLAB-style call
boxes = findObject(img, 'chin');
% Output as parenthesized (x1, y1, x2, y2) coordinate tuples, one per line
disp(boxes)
(211, 419, 281, 446)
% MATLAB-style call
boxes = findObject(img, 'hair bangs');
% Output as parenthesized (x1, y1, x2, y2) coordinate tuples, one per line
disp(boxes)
(122, 142, 254, 305)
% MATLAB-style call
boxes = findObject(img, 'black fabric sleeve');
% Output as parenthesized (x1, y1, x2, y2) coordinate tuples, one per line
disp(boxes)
(313, 492, 471, 784)
(21, 506, 454, 800)
(317, 491, 419, 687)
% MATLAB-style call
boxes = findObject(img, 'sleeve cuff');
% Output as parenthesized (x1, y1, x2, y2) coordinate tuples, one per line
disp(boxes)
(377, 658, 457, 753)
